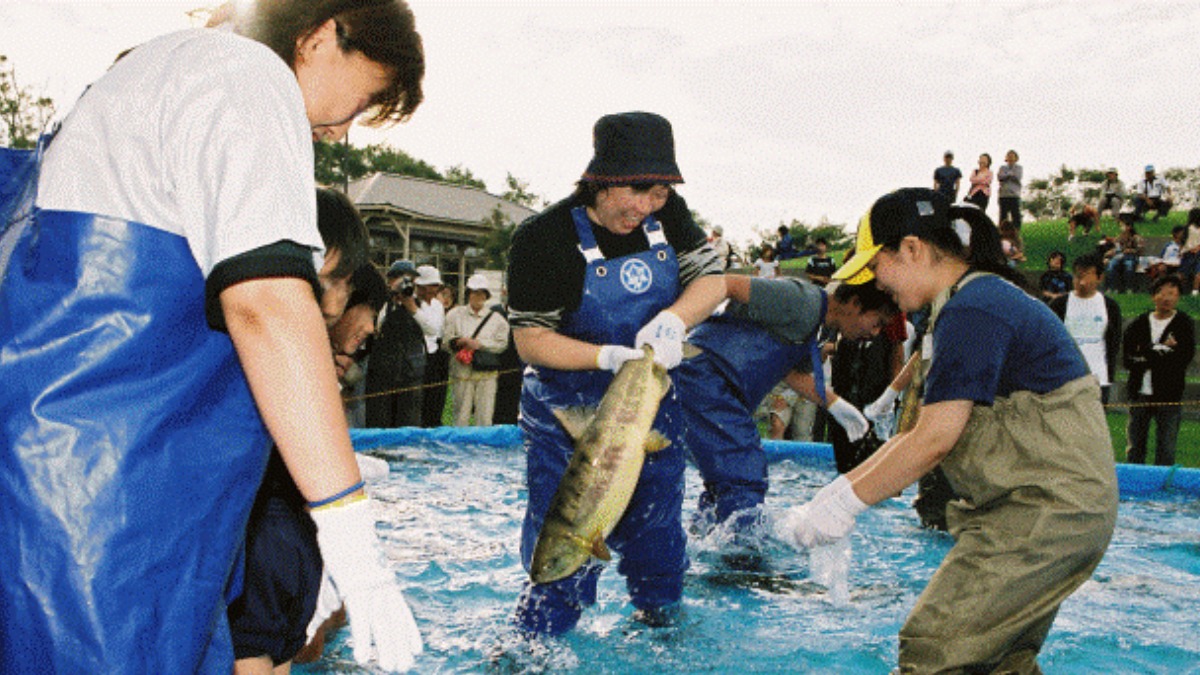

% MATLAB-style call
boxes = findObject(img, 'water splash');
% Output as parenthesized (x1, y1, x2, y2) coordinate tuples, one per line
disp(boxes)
(809, 537, 852, 606)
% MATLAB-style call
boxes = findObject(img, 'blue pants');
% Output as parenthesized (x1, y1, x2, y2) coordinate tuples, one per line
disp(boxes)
(673, 353, 768, 530)
(1105, 253, 1139, 292)
(515, 373, 687, 636)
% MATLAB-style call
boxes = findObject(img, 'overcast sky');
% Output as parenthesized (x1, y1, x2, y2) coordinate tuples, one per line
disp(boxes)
(2, 1, 1199, 246)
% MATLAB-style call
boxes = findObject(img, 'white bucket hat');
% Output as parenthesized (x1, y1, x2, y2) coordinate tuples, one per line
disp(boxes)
(466, 273, 490, 293)
(415, 265, 442, 286)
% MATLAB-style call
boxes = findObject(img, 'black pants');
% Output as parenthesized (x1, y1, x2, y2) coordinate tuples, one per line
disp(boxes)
(998, 196, 1022, 229)
(421, 350, 450, 427)
(365, 361, 423, 428)
(964, 190, 989, 212)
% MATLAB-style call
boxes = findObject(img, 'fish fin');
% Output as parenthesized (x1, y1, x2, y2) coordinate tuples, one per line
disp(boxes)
(644, 431, 672, 453)
(568, 532, 594, 553)
(552, 406, 597, 441)
(681, 342, 702, 359)
(591, 537, 613, 561)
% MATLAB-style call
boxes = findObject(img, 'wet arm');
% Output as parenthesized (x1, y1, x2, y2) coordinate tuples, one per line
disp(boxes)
(223, 277, 360, 501)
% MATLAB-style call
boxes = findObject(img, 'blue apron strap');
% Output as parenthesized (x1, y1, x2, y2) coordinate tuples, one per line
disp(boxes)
(810, 290, 830, 407)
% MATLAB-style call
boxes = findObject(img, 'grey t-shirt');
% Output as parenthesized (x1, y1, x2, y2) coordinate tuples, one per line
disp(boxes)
(723, 276, 825, 348)
(997, 163, 1023, 198)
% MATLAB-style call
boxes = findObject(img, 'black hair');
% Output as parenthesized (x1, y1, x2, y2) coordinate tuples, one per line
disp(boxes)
(571, 180, 673, 208)
(1072, 253, 1105, 276)
(230, 0, 424, 124)
(1189, 208, 1200, 227)
(832, 280, 899, 318)
(1151, 273, 1184, 296)
(1047, 249, 1065, 262)
(346, 263, 389, 312)
(1172, 225, 1186, 238)
(316, 187, 370, 278)
(908, 203, 1028, 288)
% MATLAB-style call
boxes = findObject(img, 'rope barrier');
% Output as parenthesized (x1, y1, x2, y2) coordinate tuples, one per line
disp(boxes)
(342, 366, 524, 403)
(1103, 399, 1200, 409)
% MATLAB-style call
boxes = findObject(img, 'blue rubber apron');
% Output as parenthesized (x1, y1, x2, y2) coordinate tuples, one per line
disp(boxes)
(516, 205, 684, 635)
(0, 144, 271, 672)
(678, 296, 826, 525)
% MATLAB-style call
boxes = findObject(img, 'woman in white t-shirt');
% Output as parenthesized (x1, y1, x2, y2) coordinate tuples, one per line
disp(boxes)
(754, 243, 781, 278)
(0, 2, 425, 672)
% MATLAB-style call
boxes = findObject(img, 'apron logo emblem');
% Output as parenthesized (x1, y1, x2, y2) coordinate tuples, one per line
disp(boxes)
(620, 258, 653, 294)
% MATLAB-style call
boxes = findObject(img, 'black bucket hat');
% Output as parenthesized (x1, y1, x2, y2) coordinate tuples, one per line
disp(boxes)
(833, 188, 953, 285)
(581, 111, 683, 185)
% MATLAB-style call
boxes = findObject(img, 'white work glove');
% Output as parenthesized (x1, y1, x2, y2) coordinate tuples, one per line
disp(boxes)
(597, 344, 645, 374)
(305, 569, 343, 641)
(828, 396, 869, 443)
(864, 386, 901, 424)
(311, 498, 423, 672)
(634, 310, 686, 369)
(776, 475, 869, 549)
(354, 454, 391, 484)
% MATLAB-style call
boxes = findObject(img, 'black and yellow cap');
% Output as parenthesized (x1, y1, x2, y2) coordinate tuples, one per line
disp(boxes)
(833, 188, 952, 285)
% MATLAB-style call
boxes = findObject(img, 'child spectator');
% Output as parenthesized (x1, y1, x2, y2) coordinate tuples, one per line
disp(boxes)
(804, 237, 838, 286)
(1122, 274, 1195, 466)
(1067, 202, 1099, 240)
(1104, 216, 1144, 293)
(1039, 251, 1073, 304)
(1147, 226, 1185, 281)
(998, 218, 1025, 267)
(754, 243, 780, 278)
(1181, 208, 1200, 294)
(1050, 254, 1122, 403)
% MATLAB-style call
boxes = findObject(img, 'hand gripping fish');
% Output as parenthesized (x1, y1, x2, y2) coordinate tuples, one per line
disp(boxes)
(530, 346, 672, 583)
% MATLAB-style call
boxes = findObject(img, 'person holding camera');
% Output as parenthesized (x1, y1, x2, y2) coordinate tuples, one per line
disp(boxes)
(365, 260, 428, 427)
(413, 265, 449, 427)
(443, 273, 510, 426)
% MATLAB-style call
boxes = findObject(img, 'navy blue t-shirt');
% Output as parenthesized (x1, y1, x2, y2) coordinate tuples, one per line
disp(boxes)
(933, 165, 962, 201)
(924, 275, 1089, 405)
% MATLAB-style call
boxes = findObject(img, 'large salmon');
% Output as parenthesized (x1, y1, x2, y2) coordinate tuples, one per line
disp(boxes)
(530, 346, 671, 583)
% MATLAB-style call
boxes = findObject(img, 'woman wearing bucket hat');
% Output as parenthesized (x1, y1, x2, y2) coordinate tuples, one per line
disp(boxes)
(443, 272, 509, 426)
(778, 188, 1117, 673)
(506, 111, 725, 635)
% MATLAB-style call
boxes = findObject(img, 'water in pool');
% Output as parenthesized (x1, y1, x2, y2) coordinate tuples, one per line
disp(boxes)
(296, 442, 1200, 674)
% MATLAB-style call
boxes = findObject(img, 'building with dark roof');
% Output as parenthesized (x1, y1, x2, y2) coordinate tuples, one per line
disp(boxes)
(347, 172, 538, 295)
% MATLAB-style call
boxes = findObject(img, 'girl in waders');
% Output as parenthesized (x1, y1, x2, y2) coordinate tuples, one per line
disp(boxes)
(779, 188, 1118, 674)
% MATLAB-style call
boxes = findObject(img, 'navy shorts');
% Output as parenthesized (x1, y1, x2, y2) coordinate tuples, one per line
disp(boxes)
(227, 493, 323, 665)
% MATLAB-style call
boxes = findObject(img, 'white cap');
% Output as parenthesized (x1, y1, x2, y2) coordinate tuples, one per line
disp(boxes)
(466, 273, 490, 292)
(415, 265, 442, 286)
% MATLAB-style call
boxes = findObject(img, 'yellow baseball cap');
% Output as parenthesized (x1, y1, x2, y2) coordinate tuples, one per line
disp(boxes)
(833, 188, 955, 285)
